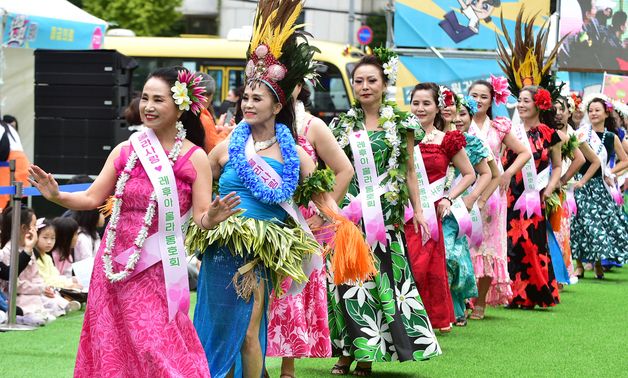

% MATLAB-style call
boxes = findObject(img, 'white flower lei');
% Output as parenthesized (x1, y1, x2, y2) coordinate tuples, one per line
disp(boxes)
(102, 121, 187, 283)
(338, 103, 418, 203)
(295, 100, 306, 136)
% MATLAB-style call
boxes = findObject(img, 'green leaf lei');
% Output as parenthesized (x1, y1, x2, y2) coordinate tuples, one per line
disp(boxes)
(330, 100, 422, 229)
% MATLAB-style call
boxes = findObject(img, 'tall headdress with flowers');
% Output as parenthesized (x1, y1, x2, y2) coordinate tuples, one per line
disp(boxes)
(245, 0, 320, 105)
(495, 7, 567, 103)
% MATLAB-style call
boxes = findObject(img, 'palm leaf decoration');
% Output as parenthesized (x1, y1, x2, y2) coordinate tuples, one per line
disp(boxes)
(496, 7, 569, 99)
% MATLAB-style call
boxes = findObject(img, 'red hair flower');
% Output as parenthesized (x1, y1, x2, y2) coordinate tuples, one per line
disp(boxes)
(534, 89, 552, 111)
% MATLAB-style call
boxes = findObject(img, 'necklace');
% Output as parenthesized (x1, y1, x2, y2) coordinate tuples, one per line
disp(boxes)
(254, 136, 277, 151)
(421, 127, 438, 143)
(102, 121, 186, 283)
(229, 122, 300, 204)
(588, 126, 608, 155)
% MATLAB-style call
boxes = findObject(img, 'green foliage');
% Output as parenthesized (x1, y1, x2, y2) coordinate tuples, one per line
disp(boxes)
(293, 168, 336, 207)
(544, 192, 562, 217)
(82, 0, 184, 36)
(365, 13, 387, 48)
(561, 134, 580, 161)
(185, 214, 319, 295)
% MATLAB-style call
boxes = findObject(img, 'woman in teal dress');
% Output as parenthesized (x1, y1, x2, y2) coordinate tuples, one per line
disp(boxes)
(445, 95, 493, 325)
(186, 3, 326, 376)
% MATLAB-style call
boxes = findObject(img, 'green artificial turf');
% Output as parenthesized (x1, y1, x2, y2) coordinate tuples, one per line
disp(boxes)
(1, 268, 627, 377)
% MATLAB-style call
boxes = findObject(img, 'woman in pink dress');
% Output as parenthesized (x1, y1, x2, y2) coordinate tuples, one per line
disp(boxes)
(467, 79, 531, 319)
(29, 66, 239, 377)
(266, 83, 354, 377)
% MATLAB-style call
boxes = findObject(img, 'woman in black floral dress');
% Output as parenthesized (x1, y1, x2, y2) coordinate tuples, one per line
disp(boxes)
(503, 86, 563, 308)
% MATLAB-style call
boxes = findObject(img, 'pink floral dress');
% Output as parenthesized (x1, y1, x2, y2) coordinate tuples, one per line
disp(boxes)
(266, 119, 332, 358)
(74, 144, 211, 378)
(468, 117, 513, 305)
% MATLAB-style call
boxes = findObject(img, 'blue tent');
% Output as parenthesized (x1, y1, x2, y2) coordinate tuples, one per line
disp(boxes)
(1, 0, 107, 50)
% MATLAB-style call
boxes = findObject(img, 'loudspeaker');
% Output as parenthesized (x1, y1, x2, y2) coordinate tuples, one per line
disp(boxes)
(34, 49, 136, 86)
(34, 118, 135, 175)
(35, 84, 131, 119)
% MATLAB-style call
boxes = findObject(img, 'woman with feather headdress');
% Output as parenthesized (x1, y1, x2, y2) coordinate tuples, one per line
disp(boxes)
(496, 9, 566, 309)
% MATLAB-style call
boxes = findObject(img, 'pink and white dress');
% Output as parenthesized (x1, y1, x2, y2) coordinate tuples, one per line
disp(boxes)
(468, 117, 513, 305)
(74, 144, 210, 377)
(266, 118, 332, 358)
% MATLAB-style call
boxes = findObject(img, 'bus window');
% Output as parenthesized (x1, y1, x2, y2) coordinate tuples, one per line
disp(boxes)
(310, 62, 350, 122)
(199, 67, 225, 109)
(227, 68, 245, 97)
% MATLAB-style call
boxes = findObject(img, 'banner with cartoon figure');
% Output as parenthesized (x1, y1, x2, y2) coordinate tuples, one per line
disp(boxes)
(394, 0, 550, 50)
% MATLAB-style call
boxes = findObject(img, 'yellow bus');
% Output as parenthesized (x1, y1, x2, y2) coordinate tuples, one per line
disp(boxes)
(104, 35, 363, 122)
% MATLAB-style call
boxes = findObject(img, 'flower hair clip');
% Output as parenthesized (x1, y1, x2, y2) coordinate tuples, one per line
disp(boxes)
(171, 70, 208, 115)
(438, 86, 455, 109)
(490, 74, 511, 105)
(570, 93, 582, 113)
(533, 88, 552, 111)
(604, 100, 614, 112)
(36, 217, 47, 230)
(373, 47, 399, 85)
(458, 94, 479, 116)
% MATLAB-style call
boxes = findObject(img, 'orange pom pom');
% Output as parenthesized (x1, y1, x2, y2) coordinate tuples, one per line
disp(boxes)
(317, 205, 377, 285)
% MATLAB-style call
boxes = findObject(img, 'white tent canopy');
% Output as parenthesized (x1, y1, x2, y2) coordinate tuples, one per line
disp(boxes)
(0, 0, 108, 163)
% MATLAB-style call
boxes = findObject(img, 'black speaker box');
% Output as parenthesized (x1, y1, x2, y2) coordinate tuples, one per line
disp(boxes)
(34, 49, 137, 86)
(34, 118, 135, 175)
(35, 84, 131, 119)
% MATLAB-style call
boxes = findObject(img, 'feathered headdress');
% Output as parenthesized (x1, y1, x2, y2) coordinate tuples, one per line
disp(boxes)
(245, 0, 320, 105)
(496, 7, 567, 100)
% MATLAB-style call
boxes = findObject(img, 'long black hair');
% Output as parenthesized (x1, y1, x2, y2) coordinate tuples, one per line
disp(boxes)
(410, 82, 446, 131)
(469, 80, 495, 119)
(146, 66, 206, 149)
(520, 86, 558, 129)
(51, 217, 79, 262)
(1, 206, 36, 247)
(587, 98, 618, 134)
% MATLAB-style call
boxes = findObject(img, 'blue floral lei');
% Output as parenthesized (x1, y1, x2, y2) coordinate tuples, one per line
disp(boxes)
(229, 122, 300, 204)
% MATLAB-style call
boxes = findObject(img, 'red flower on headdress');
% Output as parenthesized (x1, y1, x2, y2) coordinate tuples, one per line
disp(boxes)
(534, 89, 552, 111)
(570, 92, 582, 109)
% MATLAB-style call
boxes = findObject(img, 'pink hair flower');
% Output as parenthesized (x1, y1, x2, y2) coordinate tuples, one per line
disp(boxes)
(490, 74, 511, 105)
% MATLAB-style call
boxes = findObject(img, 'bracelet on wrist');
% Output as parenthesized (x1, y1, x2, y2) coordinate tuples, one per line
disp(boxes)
(200, 212, 212, 230)
(442, 196, 453, 205)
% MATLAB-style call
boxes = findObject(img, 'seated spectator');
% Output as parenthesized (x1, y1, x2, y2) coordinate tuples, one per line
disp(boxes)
(35, 218, 82, 290)
(0, 207, 77, 325)
(51, 217, 79, 279)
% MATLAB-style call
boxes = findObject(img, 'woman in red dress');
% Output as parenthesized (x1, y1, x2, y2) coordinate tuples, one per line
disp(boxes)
(404, 83, 476, 332)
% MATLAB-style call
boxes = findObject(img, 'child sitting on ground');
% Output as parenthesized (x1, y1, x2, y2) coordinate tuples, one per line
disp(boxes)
(0, 207, 79, 325)
(35, 218, 83, 291)
(51, 217, 79, 279)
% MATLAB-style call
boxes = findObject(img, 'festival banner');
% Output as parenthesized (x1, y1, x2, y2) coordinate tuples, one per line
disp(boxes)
(394, 0, 549, 50)
(601, 73, 628, 102)
(394, 55, 511, 115)
(557, 0, 628, 73)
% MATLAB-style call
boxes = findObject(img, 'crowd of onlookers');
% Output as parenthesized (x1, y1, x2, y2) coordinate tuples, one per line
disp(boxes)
(0, 178, 104, 326)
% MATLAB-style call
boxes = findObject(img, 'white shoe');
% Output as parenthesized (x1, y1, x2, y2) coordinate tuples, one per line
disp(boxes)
(16, 314, 46, 326)
(0, 310, 7, 324)
(66, 301, 81, 312)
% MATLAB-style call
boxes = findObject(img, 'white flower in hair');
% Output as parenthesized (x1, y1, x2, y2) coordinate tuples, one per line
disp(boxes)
(383, 56, 399, 84)
(171, 81, 191, 111)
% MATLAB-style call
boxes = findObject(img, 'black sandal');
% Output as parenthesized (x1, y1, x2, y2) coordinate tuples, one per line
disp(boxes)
(331, 364, 351, 375)
(352, 365, 372, 377)
(454, 316, 467, 327)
